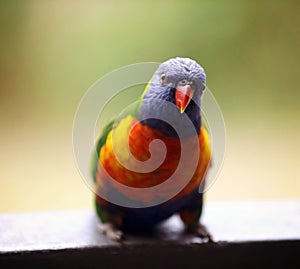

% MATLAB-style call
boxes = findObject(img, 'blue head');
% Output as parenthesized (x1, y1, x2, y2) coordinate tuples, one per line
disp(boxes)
(139, 57, 206, 137)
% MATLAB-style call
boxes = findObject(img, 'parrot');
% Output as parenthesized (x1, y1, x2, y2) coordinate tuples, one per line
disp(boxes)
(91, 57, 212, 241)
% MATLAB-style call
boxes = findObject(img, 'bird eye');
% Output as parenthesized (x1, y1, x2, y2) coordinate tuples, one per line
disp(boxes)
(181, 79, 187, 85)
(160, 73, 166, 82)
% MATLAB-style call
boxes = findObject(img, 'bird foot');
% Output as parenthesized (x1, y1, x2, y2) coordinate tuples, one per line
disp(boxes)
(97, 223, 124, 241)
(186, 222, 213, 242)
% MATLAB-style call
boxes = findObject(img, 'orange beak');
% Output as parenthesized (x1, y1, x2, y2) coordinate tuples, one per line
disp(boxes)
(175, 85, 194, 113)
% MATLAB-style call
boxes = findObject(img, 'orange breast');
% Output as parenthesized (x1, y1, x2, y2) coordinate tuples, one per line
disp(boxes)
(96, 116, 211, 202)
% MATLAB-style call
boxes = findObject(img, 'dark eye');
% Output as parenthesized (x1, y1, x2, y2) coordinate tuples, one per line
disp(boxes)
(160, 73, 166, 82)
(181, 79, 187, 85)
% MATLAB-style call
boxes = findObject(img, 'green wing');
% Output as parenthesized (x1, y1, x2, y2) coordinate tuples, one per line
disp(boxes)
(90, 119, 115, 182)
(90, 97, 143, 182)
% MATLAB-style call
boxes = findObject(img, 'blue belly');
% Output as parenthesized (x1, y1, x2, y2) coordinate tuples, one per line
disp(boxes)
(120, 189, 203, 229)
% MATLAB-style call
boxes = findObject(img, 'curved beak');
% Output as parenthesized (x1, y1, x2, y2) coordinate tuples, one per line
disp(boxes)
(175, 85, 194, 113)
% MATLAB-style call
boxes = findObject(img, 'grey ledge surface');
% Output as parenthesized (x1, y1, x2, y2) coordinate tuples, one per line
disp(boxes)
(0, 200, 300, 253)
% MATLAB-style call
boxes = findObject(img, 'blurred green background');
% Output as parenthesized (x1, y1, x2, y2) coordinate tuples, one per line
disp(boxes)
(1, 0, 299, 212)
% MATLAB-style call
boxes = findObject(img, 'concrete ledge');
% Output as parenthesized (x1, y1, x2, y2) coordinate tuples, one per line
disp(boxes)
(1, 200, 300, 268)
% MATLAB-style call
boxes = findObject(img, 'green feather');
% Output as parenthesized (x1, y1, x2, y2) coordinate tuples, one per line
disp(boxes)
(90, 118, 115, 182)
(90, 97, 143, 182)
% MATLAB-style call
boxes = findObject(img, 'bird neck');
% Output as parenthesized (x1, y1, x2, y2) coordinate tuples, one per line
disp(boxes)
(138, 86, 201, 137)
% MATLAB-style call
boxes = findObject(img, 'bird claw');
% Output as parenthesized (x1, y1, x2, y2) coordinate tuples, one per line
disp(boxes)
(97, 223, 124, 241)
(186, 222, 213, 242)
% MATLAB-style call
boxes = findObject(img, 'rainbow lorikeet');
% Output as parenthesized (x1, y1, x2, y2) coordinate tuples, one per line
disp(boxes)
(91, 57, 212, 241)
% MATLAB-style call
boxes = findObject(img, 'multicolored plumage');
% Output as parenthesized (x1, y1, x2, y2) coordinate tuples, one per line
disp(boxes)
(91, 57, 212, 240)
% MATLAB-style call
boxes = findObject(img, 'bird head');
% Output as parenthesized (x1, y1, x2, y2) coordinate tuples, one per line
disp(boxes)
(150, 57, 206, 113)
(139, 57, 206, 136)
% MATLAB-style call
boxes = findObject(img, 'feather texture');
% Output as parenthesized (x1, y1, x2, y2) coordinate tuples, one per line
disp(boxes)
(92, 57, 211, 231)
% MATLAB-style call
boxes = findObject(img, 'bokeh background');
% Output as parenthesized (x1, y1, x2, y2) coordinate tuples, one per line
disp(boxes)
(1, 0, 299, 212)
